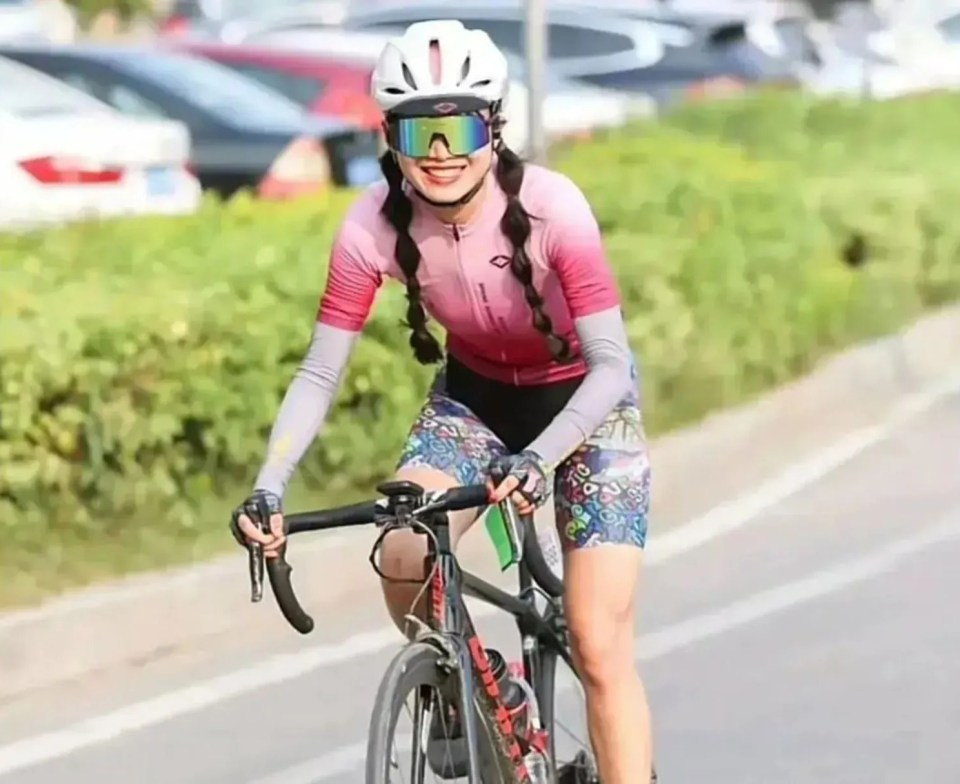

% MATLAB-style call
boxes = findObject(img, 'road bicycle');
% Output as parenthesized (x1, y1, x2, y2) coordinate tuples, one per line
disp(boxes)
(244, 479, 658, 783)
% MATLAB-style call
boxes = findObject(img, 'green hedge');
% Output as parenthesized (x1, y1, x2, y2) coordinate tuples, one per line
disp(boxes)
(2, 91, 959, 604)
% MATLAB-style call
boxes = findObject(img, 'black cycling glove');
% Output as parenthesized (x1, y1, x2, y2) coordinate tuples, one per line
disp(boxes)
(229, 489, 282, 548)
(488, 450, 551, 509)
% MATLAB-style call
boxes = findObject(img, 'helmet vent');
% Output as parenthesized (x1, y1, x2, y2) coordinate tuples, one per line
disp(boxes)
(429, 38, 442, 84)
(459, 55, 471, 83)
(401, 62, 418, 89)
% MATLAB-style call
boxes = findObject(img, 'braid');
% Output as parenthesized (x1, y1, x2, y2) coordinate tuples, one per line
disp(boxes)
(378, 152, 443, 365)
(495, 146, 574, 363)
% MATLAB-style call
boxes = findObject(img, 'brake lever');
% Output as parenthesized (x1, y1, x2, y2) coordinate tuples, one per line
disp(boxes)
(248, 541, 265, 603)
(247, 496, 271, 603)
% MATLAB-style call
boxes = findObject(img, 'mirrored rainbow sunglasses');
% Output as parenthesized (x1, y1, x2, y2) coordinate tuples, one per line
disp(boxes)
(384, 96, 499, 158)
(386, 113, 492, 158)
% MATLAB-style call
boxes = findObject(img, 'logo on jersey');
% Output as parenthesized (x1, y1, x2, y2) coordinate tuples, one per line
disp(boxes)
(489, 254, 511, 269)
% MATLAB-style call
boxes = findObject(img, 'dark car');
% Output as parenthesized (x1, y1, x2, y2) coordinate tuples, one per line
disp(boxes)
(342, 0, 800, 107)
(0, 43, 382, 199)
(568, 7, 803, 102)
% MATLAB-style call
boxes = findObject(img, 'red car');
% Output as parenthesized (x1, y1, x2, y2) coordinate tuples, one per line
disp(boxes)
(168, 41, 383, 133)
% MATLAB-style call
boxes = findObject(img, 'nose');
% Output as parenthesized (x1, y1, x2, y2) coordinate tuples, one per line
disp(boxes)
(428, 137, 453, 159)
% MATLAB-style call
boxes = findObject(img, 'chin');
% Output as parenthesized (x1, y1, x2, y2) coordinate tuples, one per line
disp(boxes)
(418, 180, 472, 203)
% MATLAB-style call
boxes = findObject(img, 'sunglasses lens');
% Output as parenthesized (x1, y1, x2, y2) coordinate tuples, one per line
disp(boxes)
(390, 115, 491, 157)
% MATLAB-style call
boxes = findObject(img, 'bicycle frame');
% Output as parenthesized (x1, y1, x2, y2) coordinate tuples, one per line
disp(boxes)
(252, 481, 655, 784)
(424, 505, 577, 781)
(251, 481, 580, 781)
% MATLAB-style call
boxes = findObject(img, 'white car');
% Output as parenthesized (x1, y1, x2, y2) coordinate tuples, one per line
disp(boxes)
(0, 56, 201, 231)
(0, 0, 76, 43)
(233, 27, 655, 155)
(800, 3, 960, 100)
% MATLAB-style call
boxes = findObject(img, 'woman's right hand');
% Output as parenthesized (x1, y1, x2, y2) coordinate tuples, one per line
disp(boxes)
(229, 489, 286, 559)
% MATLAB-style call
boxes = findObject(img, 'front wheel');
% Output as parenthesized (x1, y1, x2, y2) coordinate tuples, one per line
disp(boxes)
(545, 642, 658, 783)
(366, 640, 518, 784)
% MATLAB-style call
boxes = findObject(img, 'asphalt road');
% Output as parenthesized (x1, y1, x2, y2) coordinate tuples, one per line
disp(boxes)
(0, 392, 958, 784)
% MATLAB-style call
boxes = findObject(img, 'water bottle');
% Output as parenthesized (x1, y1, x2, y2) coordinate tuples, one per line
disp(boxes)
(505, 659, 552, 784)
(427, 650, 537, 779)
(489, 650, 555, 783)
(523, 749, 551, 783)
(485, 648, 527, 719)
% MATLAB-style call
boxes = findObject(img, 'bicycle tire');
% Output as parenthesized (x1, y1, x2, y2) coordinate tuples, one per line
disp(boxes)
(545, 650, 660, 784)
(366, 640, 519, 784)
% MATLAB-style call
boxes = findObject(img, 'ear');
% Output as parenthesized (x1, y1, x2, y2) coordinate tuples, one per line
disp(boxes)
(382, 118, 397, 151)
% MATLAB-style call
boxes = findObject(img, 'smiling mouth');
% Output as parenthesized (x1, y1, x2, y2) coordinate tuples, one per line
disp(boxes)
(421, 164, 466, 183)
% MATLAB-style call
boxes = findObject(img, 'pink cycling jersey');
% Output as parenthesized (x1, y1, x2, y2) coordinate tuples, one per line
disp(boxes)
(252, 162, 636, 498)
(318, 163, 620, 385)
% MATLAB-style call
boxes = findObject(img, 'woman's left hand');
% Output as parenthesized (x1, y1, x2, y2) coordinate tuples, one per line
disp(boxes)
(486, 451, 549, 517)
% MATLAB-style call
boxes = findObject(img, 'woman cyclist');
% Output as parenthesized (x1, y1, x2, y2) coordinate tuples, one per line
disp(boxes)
(231, 20, 654, 783)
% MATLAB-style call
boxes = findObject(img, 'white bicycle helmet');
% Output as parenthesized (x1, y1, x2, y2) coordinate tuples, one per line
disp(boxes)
(371, 19, 510, 115)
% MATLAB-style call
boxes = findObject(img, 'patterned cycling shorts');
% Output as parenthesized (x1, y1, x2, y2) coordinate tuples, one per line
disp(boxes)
(395, 363, 652, 551)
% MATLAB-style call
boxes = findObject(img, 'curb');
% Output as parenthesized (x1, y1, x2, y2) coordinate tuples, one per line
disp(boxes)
(1, 304, 958, 702)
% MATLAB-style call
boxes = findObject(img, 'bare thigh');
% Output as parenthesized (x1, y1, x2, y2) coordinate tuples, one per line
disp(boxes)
(376, 466, 483, 587)
(378, 384, 509, 630)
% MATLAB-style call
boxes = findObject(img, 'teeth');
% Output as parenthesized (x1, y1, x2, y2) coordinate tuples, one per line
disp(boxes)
(424, 168, 461, 180)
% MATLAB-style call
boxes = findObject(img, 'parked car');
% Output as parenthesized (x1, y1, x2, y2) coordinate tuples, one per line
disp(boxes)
(936, 6, 960, 44)
(796, 3, 960, 99)
(0, 55, 200, 231)
(239, 27, 656, 154)
(157, 0, 346, 39)
(0, 44, 383, 199)
(339, 0, 799, 107)
(0, 0, 76, 44)
(579, 2, 807, 91)
(168, 39, 383, 132)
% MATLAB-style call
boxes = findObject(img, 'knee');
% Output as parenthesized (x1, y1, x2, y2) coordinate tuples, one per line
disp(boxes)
(567, 595, 637, 693)
(377, 527, 429, 589)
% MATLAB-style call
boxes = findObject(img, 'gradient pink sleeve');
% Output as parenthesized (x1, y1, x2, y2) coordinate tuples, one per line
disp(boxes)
(545, 175, 621, 318)
(316, 221, 383, 332)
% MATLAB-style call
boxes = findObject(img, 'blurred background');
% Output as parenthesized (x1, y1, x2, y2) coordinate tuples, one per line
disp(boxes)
(2, 2, 960, 784)
(3, 0, 960, 227)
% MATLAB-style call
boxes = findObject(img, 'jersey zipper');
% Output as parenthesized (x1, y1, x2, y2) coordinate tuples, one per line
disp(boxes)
(449, 221, 513, 380)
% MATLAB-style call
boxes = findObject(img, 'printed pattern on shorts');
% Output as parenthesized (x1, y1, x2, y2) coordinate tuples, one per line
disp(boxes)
(553, 400, 651, 551)
(396, 389, 509, 487)
(395, 371, 651, 551)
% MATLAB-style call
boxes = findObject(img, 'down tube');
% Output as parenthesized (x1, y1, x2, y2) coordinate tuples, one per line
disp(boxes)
(439, 562, 533, 780)
(426, 554, 485, 782)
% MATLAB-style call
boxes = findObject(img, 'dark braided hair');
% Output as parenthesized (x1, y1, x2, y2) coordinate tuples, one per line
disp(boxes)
(379, 151, 444, 364)
(378, 141, 574, 366)
(493, 146, 574, 363)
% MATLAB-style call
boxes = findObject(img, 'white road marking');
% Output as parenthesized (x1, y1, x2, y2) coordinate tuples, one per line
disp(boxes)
(0, 374, 956, 779)
(637, 506, 960, 660)
(265, 506, 960, 783)
(646, 368, 960, 564)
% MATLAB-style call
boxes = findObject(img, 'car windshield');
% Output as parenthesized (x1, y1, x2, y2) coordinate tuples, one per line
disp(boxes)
(221, 0, 313, 15)
(114, 50, 306, 125)
(0, 56, 110, 116)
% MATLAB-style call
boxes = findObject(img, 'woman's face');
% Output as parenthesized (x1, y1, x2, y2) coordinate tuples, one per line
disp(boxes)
(393, 113, 493, 204)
